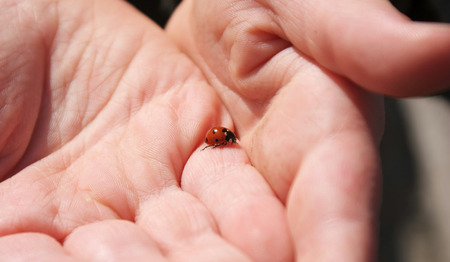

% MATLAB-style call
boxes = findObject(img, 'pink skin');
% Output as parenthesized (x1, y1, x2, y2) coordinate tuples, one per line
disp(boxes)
(1, 0, 449, 261)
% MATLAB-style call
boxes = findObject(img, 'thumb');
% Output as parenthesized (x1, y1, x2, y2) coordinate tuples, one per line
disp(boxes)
(270, 0, 450, 96)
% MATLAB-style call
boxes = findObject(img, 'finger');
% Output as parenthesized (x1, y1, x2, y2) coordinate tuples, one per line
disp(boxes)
(136, 188, 252, 261)
(0, 168, 122, 240)
(269, 0, 450, 96)
(64, 220, 166, 262)
(244, 65, 384, 202)
(0, 233, 76, 262)
(287, 132, 380, 261)
(181, 147, 294, 262)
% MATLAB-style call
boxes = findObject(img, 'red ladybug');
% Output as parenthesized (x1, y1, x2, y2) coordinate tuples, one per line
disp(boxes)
(201, 127, 237, 150)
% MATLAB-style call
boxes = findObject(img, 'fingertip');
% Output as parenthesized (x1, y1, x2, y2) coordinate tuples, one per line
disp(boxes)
(184, 146, 294, 262)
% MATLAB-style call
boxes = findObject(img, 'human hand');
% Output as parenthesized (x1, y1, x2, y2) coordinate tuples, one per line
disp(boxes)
(0, 0, 290, 261)
(165, 0, 450, 261)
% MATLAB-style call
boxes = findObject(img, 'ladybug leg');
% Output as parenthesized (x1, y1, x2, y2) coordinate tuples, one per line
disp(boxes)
(202, 142, 228, 151)
(201, 144, 215, 151)
(212, 142, 227, 149)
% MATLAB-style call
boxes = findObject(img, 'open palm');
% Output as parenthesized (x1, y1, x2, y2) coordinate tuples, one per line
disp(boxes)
(1, 0, 449, 261)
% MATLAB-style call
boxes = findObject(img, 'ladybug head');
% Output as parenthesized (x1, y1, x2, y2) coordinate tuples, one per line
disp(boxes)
(225, 130, 237, 144)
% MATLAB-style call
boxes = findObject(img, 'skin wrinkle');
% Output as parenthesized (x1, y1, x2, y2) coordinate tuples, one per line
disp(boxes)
(144, 101, 181, 179)
(0, 115, 20, 155)
(166, 126, 188, 186)
(9, 133, 132, 238)
(126, 153, 174, 201)
(263, 0, 330, 68)
(231, 47, 304, 131)
(35, 1, 59, 48)
(5, 171, 60, 236)
(72, 41, 122, 128)
(224, 6, 288, 95)
(85, 145, 138, 221)
(115, 158, 139, 221)
(29, 28, 176, 174)
(54, 173, 120, 237)
(53, 192, 77, 239)
(51, 170, 87, 237)
(54, 1, 158, 143)
(11, 2, 97, 171)
(136, 189, 220, 254)
(275, 47, 303, 87)
(52, 2, 93, 100)
(182, 161, 249, 200)
(0, 2, 47, 178)
(230, 31, 291, 97)
(250, 130, 296, 202)
(129, 49, 168, 109)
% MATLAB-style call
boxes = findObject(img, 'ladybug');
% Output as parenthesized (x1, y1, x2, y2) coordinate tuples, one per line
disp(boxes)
(201, 127, 237, 150)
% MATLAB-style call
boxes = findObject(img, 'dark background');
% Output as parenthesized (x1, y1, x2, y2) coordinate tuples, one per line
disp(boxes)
(126, 1, 450, 261)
